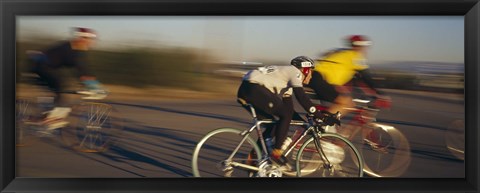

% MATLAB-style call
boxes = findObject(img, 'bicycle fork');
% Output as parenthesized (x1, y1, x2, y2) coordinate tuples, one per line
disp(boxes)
(311, 131, 334, 170)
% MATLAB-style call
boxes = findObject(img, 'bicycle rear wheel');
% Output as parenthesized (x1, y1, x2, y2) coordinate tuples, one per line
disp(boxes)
(354, 123, 411, 177)
(192, 128, 262, 177)
(296, 133, 363, 177)
(62, 102, 124, 152)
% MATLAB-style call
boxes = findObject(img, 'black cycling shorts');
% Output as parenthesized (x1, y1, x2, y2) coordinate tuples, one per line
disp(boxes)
(237, 81, 294, 119)
(307, 71, 339, 103)
(237, 81, 294, 148)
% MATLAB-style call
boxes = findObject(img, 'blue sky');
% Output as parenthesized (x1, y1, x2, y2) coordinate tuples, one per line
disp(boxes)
(17, 16, 463, 64)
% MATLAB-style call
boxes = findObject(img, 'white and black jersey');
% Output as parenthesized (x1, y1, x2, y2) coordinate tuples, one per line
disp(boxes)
(242, 65, 304, 97)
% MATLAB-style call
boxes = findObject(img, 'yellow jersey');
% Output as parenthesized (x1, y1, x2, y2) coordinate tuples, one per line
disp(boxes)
(314, 49, 369, 86)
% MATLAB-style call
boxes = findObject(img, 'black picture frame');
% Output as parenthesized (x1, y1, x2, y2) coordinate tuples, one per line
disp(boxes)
(1, 0, 478, 192)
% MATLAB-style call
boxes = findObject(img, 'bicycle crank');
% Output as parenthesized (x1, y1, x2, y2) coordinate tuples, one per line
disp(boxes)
(256, 161, 283, 177)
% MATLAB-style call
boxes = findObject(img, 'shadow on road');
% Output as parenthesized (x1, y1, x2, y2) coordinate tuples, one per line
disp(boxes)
(32, 98, 463, 177)
(79, 120, 203, 177)
(108, 101, 252, 126)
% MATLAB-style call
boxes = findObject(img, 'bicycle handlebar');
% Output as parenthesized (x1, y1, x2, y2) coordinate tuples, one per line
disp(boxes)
(60, 90, 109, 100)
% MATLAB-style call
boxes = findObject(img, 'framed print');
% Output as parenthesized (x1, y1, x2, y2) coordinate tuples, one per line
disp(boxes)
(1, 0, 479, 192)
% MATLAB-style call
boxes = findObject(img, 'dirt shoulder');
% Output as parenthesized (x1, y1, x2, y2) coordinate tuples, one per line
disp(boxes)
(16, 83, 463, 103)
(104, 84, 236, 102)
(16, 83, 236, 102)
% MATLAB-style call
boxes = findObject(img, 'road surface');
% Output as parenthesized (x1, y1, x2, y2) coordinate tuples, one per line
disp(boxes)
(16, 89, 465, 178)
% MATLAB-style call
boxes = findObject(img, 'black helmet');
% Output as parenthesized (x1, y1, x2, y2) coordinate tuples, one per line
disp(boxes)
(291, 56, 315, 69)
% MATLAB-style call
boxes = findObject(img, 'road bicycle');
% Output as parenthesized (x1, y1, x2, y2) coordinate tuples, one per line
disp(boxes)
(191, 99, 364, 177)
(16, 73, 125, 153)
(316, 96, 411, 177)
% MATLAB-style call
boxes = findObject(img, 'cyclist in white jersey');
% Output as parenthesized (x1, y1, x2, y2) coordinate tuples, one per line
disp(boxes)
(237, 56, 340, 166)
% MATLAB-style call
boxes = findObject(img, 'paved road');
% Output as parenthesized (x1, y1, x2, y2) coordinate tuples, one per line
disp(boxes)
(16, 89, 465, 178)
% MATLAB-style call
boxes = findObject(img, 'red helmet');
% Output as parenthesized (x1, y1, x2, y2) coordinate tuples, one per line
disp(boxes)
(72, 27, 97, 39)
(347, 35, 372, 47)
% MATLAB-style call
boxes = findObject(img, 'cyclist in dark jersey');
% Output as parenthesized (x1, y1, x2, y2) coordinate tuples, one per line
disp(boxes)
(27, 27, 105, 131)
(237, 56, 340, 166)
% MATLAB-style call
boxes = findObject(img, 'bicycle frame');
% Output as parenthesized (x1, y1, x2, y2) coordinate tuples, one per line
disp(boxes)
(16, 74, 120, 152)
(316, 99, 380, 138)
(349, 99, 380, 123)
(222, 104, 324, 174)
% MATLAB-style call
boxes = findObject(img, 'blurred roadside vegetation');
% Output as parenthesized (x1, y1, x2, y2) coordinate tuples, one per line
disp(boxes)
(16, 37, 234, 93)
(16, 37, 463, 95)
(370, 69, 464, 93)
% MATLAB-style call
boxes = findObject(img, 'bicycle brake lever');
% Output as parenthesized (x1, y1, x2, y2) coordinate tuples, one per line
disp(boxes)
(334, 111, 342, 119)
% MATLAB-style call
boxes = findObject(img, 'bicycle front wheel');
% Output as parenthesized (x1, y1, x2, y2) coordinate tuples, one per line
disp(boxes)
(355, 123, 411, 177)
(62, 102, 124, 153)
(16, 98, 36, 147)
(192, 128, 262, 177)
(296, 133, 363, 177)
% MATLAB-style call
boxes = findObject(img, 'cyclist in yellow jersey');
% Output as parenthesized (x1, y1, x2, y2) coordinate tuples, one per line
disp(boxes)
(307, 35, 390, 116)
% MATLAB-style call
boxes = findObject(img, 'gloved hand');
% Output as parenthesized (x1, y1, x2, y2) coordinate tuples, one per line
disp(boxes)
(313, 110, 341, 126)
(82, 79, 103, 91)
(80, 79, 108, 99)
(374, 95, 392, 109)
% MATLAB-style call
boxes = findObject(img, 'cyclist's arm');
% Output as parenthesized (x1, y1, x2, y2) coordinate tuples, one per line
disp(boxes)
(77, 65, 99, 86)
(292, 111, 306, 122)
(357, 69, 385, 95)
(293, 87, 340, 126)
(76, 65, 92, 80)
(73, 51, 95, 80)
(80, 75, 97, 81)
(292, 87, 323, 117)
(287, 66, 325, 118)
(73, 55, 105, 91)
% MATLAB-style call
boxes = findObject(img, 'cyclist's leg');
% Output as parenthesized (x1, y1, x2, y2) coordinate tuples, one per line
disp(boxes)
(241, 106, 275, 156)
(248, 94, 292, 166)
(35, 65, 71, 130)
(238, 81, 275, 165)
(308, 71, 346, 114)
(237, 101, 275, 138)
(332, 86, 355, 115)
(35, 66, 64, 106)
(273, 97, 294, 150)
(237, 81, 277, 139)
(237, 82, 291, 150)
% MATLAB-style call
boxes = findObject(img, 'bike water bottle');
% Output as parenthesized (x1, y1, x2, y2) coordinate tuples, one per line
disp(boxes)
(265, 138, 274, 154)
(280, 137, 293, 152)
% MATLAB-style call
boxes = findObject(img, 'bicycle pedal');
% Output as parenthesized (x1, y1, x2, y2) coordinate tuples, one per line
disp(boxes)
(277, 163, 293, 172)
(364, 139, 388, 154)
(270, 159, 293, 171)
(24, 121, 43, 126)
(371, 146, 388, 154)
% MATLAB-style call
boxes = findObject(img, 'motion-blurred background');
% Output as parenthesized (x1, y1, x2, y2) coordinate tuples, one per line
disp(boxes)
(15, 16, 465, 178)
(16, 16, 464, 96)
